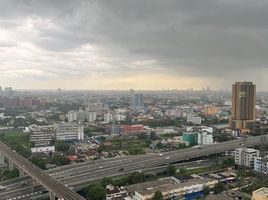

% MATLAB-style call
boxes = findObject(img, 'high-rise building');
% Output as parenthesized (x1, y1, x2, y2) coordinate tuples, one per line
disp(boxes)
(131, 93, 144, 108)
(5, 87, 13, 97)
(231, 81, 256, 130)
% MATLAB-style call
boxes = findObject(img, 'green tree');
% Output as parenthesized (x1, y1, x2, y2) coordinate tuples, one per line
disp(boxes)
(167, 164, 177, 176)
(87, 183, 106, 200)
(31, 156, 47, 169)
(177, 168, 187, 177)
(150, 131, 158, 140)
(3, 169, 20, 180)
(137, 133, 147, 140)
(214, 182, 225, 194)
(101, 177, 114, 188)
(152, 191, 163, 200)
(203, 186, 210, 196)
(51, 155, 70, 166)
(55, 141, 70, 151)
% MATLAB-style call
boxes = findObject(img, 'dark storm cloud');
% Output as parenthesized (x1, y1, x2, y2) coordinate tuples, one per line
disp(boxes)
(0, 0, 268, 89)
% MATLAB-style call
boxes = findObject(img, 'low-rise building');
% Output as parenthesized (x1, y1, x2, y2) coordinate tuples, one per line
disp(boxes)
(252, 187, 268, 200)
(235, 148, 259, 168)
(31, 146, 55, 153)
(30, 131, 55, 147)
(187, 116, 202, 125)
(106, 185, 126, 200)
(55, 122, 84, 141)
(126, 177, 218, 200)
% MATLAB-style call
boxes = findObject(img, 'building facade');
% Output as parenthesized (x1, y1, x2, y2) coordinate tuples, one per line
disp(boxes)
(55, 122, 84, 141)
(131, 93, 144, 109)
(197, 132, 213, 145)
(235, 148, 259, 168)
(254, 157, 268, 175)
(252, 187, 268, 200)
(231, 81, 256, 131)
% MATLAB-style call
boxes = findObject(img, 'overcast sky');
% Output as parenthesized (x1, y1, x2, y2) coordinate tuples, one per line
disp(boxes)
(0, 0, 268, 90)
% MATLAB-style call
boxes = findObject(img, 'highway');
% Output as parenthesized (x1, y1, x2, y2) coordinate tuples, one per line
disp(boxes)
(0, 141, 86, 200)
(0, 135, 265, 200)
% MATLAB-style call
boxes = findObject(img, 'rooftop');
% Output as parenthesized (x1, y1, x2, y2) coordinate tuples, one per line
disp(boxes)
(253, 187, 268, 196)
(126, 177, 216, 196)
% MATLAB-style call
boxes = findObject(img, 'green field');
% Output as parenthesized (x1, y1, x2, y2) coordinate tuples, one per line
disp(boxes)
(0, 131, 31, 157)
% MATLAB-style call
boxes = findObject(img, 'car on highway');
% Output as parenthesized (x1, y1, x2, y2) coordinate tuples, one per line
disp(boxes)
(159, 153, 163, 157)
(0, 185, 6, 190)
(165, 156, 170, 160)
(118, 168, 124, 171)
(20, 181, 27, 186)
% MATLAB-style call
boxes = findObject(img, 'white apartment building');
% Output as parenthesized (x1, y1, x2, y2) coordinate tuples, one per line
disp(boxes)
(30, 131, 55, 147)
(197, 132, 213, 145)
(235, 148, 259, 168)
(254, 156, 268, 175)
(55, 122, 84, 141)
(31, 146, 55, 153)
(187, 116, 202, 125)
(104, 113, 113, 123)
(87, 112, 97, 122)
(68, 110, 96, 122)
(68, 111, 77, 122)
(115, 113, 126, 122)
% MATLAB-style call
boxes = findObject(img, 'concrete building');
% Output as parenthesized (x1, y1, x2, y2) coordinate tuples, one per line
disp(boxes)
(4, 87, 13, 97)
(165, 109, 183, 118)
(87, 102, 103, 115)
(182, 132, 198, 146)
(87, 112, 97, 122)
(254, 156, 268, 175)
(252, 187, 268, 200)
(231, 81, 256, 131)
(126, 177, 218, 200)
(186, 116, 202, 125)
(131, 93, 144, 109)
(68, 110, 96, 122)
(203, 106, 219, 115)
(104, 113, 113, 123)
(68, 111, 77, 122)
(197, 132, 213, 145)
(31, 146, 55, 153)
(115, 114, 126, 122)
(235, 148, 259, 168)
(106, 185, 126, 200)
(30, 131, 55, 147)
(55, 122, 84, 141)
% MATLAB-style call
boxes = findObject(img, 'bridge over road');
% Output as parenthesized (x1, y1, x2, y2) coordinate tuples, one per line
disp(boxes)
(0, 141, 86, 200)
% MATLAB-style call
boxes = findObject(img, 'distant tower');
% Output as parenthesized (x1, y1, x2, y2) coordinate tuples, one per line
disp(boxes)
(131, 93, 144, 109)
(230, 82, 256, 131)
(4, 87, 13, 97)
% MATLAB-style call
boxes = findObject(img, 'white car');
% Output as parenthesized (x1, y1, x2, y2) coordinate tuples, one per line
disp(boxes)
(0, 185, 6, 190)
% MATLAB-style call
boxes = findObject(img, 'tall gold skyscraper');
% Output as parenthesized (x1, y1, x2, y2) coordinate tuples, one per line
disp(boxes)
(231, 81, 256, 131)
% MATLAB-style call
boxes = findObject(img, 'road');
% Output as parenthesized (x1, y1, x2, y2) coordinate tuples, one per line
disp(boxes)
(0, 135, 265, 200)
(0, 141, 86, 200)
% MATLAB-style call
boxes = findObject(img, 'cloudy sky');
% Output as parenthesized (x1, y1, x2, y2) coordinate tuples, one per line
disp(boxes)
(0, 0, 268, 90)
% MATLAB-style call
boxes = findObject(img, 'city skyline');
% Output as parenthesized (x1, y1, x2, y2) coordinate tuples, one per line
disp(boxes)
(1, 1, 268, 90)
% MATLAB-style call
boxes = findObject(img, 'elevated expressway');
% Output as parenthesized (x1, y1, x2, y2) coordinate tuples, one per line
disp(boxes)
(0, 135, 265, 200)
(0, 141, 86, 200)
